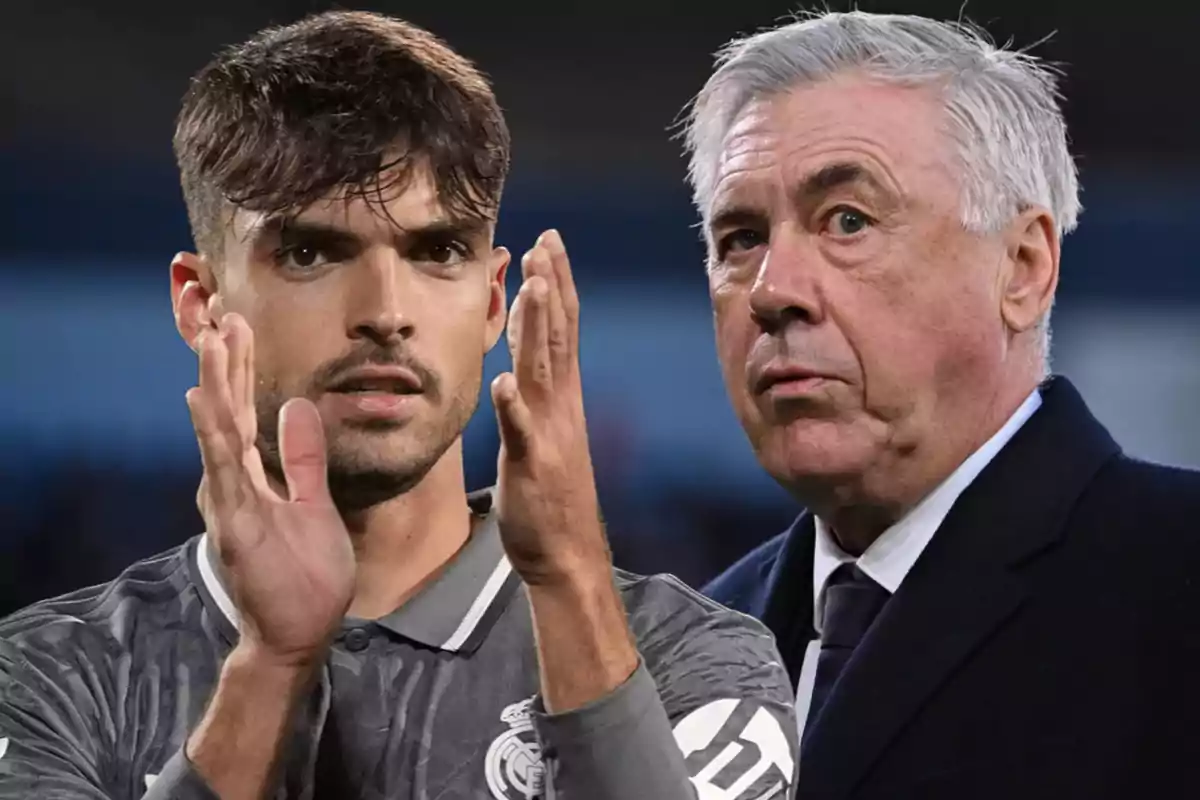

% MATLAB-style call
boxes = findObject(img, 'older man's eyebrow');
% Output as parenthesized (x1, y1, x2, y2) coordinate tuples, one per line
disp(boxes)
(795, 162, 892, 203)
(708, 206, 768, 233)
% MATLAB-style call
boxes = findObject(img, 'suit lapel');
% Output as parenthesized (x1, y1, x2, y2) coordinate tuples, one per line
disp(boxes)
(797, 530, 1028, 796)
(759, 514, 817, 688)
(796, 378, 1121, 797)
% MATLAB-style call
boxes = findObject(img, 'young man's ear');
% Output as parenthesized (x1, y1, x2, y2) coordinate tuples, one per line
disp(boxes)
(170, 252, 221, 350)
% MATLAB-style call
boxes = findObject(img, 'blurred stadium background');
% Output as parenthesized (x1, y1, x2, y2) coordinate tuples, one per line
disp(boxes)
(3, 0, 1199, 615)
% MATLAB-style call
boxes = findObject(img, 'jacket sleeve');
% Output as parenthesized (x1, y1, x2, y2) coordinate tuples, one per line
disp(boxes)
(532, 604, 797, 799)
(0, 639, 217, 800)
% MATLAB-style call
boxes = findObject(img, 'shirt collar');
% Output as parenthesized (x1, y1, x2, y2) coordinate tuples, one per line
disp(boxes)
(812, 389, 1043, 630)
(194, 488, 518, 654)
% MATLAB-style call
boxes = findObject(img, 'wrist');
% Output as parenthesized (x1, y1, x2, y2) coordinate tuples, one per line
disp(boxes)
(521, 559, 613, 596)
(225, 641, 325, 689)
(187, 641, 324, 797)
(524, 566, 638, 713)
(513, 528, 613, 589)
(523, 563, 626, 638)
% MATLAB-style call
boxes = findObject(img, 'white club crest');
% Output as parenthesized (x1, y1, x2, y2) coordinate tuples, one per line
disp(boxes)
(485, 697, 545, 800)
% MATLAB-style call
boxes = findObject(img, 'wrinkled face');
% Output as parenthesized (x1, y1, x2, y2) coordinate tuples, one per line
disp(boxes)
(174, 163, 508, 510)
(706, 75, 1024, 499)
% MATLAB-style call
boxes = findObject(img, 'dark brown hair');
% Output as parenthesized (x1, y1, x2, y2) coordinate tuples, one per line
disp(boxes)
(173, 10, 511, 258)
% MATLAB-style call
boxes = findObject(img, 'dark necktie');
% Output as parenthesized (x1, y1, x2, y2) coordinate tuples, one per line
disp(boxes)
(803, 563, 891, 742)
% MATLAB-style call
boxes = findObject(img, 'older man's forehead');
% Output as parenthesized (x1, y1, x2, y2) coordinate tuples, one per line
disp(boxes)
(708, 90, 860, 214)
(708, 107, 785, 215)
(715, 103, 782, 169)
(712, 82, 954, 212)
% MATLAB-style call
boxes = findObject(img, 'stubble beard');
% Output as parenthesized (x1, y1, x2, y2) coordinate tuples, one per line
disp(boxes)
(253, 381, 480, 515)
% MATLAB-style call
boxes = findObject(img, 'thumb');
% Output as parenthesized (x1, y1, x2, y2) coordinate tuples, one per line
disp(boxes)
(492, 372, 534, 462)
(278, 397, 331, 504)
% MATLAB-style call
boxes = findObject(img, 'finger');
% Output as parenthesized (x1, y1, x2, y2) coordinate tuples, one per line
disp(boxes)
(186, 382, 239, 509)
(199, 324, 233, 415)
(520, 243, 556, 341)
(202, 321, 250, 458)
(540, 229, 580, 357)
(505, 289, 523, 362)
(242, 317, 255, 412)
(278, 397, 332, 505)
(201, 321, 263, 502)
(223, 316, 245, 423)
(511, 274, 551, 398)
(221, 314, 257, 449)
(528, 236, 570, 376)
(491, 372, 535, 462)
(232, 321, 274, 498)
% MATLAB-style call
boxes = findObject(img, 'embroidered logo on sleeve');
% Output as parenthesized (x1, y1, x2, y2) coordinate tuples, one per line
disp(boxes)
(673, 699, 795, 800)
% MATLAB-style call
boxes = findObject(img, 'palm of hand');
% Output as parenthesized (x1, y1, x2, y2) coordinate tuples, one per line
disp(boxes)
(214, 482, 355, 659)
(189, 315, 356, 665)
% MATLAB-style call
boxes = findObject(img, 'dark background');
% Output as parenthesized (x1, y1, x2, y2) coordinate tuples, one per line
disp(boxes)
(3, 0, 1199, 615)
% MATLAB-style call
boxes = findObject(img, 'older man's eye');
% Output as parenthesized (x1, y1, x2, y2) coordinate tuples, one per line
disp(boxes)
(825, 207, 874, 237)
(717, 229, 767, 259)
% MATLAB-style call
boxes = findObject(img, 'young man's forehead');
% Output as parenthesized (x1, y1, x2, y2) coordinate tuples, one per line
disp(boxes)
(231, 190, 487, 243)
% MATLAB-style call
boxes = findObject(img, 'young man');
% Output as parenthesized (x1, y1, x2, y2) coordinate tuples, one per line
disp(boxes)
(0, 12, 795, 800)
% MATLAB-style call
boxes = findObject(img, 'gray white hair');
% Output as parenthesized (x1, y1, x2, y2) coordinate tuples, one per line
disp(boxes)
(683, 11, 1081, 240)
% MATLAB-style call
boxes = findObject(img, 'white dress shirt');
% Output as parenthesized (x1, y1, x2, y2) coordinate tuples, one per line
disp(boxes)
(794, 389, 1043, 741)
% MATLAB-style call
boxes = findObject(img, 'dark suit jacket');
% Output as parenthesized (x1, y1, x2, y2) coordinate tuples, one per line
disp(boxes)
(705, 377, 1200, 799)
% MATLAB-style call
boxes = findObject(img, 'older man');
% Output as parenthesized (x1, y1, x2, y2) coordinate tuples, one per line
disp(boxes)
(693, 10, 1200, 800)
